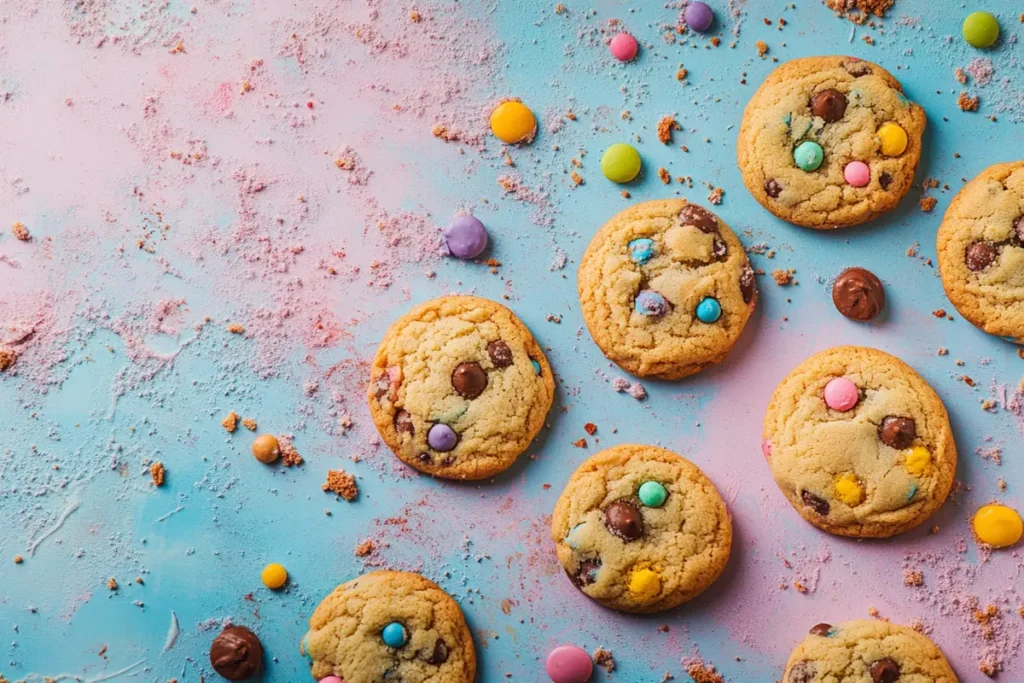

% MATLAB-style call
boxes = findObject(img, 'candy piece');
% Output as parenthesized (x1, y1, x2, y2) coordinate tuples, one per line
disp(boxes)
(628, 567, 661, 599)
(571, 558, 601, 587)
(261, 563, 287, 589)
(252, 434, 280, 464)
(695, 297, 722, 323)
(638, 481, 668, 507)
(609, 33, 638, 62)
(565, 522, 586, 549)
(210, 626, 264, 681)
(832, 267, 884, 322)
(684, 1, 714, 32)
(823, 377, 859, 411)
(877, 123, 908, 157)
(809, 89, 847, 123)
(601, 143, 642, 183)
(809, 623, 832, 636)
(443, 215, 488, 259)
(490, 101, 536, 144)
(381, 622, 408, 648)
(879, 416, 915, 450)
(879, 171, 893, 190)
(300, 632, 314, 665)
(605, 500, 643, 541)
(962, 11, 999, 48)
(802, 490, 830, 516)
(833, 473, 864, 507)
(844, 161, 871, 187)
(870, 658, 900, 683)
(394, 410, 414, 435)
(635, 289, 670, 317)
(906, 484, 918, 500)
(531, 359, 542, 375)
(793, 141, 823, 172)
(427, 424, 458, 452)
(545, 645, 593, 683)
(973, 504, 1023, 547)
(1014, 215, 1024, 243)
(319, 678, 343, 683)
(965, 241, 998, 271)
(628, 237, 655, 264)
(423, 640, 449, 665)
(903, 446, 931, 476)
(452, 362, 488, 399)
(679, 204, 718, 232)
(761, 439, 772, 460)
(487, 340, 513, 368)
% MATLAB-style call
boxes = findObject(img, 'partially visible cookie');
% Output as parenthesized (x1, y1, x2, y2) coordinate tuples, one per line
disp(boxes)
(550, 444, 732, 613)
(368, 296, 554, 480)
(764, 346, 956, 538)
(937, 161, 1024, 343)
(300, 571, 475, 683)
(738, 56, 926, 229)
(577, 199, 757, 380)
(783, 620, 958, 682)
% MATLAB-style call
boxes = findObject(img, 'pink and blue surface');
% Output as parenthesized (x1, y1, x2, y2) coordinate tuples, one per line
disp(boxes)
(1, 1, 1024, 681)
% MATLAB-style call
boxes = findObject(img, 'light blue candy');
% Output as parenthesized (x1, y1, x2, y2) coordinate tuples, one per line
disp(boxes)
(628, 238, 655, 264)
(638, 481, 668, 507)
(635, 289, 670, 317)
(566, 522, 586, 549)
(300, 631, 314, 665)
(906, 484, 918, 501)
(382, 622, 407, 648)
(531, 359, 541, 375)
(695, 297, 722, 323)
(794, 141, 824, 171)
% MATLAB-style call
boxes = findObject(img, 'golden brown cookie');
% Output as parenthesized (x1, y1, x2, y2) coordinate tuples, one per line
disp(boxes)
(738, 56, 926, 229)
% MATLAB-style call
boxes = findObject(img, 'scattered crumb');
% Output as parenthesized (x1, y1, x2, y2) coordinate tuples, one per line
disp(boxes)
(862, 34, 874, 46)
(825, 0, 895, 23)
(227, 323, 245, 334)
(149, 462, 166, 487)
(903, 569, 923, 586)
(676, 68, 688, 81)
(13, 555, 23, 564)
(221, 411, 239, 433)
(409, 9, 421, 22)
(555, 3, 566, 14)
(107, 577, 119, 591)
(656, 116, 680, 144)
(683, 658, 725, 683)
(323, 469, 358, 501)
(279, 436, 304, 467)
(772, 268, 796, 286)
(584, 423, 597, 435)
(707, 187, 723, 205)
(241, 417, 258, 431)
(11, 221, 30, 241)
(593, 648, 616, 673)
(658, 167, 671, 184)
(573, 438, 588, 448)
(958, 92, 979, 112)
(355, 539, 376, 556)
(756, 40, 768, 57)
(570, 170, 583, 187)
(919, 197, 937, 212)
(932, 309, 947, 318)
(955, 68, 968, 84)
(0, 349, 16, 372)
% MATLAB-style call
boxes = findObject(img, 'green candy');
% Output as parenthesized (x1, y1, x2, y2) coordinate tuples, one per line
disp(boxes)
(793, 140, 824, 172)
(638, 481, 668, 507)
(962, 11, 999, 49)
(601, 143, 642, 183)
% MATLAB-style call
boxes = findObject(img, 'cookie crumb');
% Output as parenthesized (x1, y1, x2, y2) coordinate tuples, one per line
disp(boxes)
(919, 197, 937, 212)
(0, 348, 16, 372)
(593, 648, 616, 673)
(150, 462, 166, 486)
(573, 438, 588, 448)
(756, 40, 768, 57)
(932, 309, 947, 318)
(861, 34, 874, 45)
(683, 658, 724, 683)
(658, 167, 671, 184)
(584, 422, 597, 435)
(279, 436, 304, 466)
(11, 221, 30, 241)
(772, 268, 795, 286)
(555, 3, 567, 14)
(13, 555, 23, 564)
(707, 187, 723, 205)
(409, 9, 421, 22)
(107, 577, 119, 591)
(354, 539, 376, 556)
(955, 68, 968, 84)
(323, 469, 358, 501)
(903, 569, 923, 586)
(958, 92, 979, 112)
(676, 67, 688, 81)
(241, 417, 258, 431)
(656, 116, 680, 144)
(227, 323, 245, 334)
(221, 411, 239, 433)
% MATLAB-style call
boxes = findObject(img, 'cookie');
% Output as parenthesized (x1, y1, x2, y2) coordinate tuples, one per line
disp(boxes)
(737, 56, 926, 229)
(368, 296, 554, 480)
(577, 199, 757, 380)
(300, 570, 476, 683)
(936, 161, 1024, 343)
(783, 619, 957, 682)
(550, 444, 732, 613)
(763, 346, 956, 538)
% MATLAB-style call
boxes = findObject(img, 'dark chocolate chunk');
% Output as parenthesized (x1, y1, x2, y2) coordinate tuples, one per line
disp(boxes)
(810, 88, 848, 123)
(788, 661, 816, 683)
(966, 241, 998, 271)
(809, 623, 832, 636)
(879, 416, 915, 450)
(394, 409, 414, 435)
(764, 178, 783, 198)
(424, 639, 449, 665)
(678, 204, 718, 233)
(210, 626, 263, 681)
(832, 267, 885, 322)
(801, 490, 830, 516)
(452, 361, 488, 399)
(604, 500, 644, 541)
(487, 340, 513, 368)
(879, 171, 893, 190)
(740, 261, 756, 305)
(870, 658, 900, 683)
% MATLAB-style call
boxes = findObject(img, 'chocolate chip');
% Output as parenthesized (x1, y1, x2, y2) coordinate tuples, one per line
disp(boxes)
(788, 661, 816, 683)
(441, 455, 456, 466)
(394, 410, 414, 435)
(870, 658, 900, 683)
(424, 639, 449, 665)
(810, 88, 848, 123)
(678, 204, 718, 233)
(832, 267, 885, 322)
(713, 236, 728, 259)
(604, 500, 644, 541)
(965, 241, 998, 271)
(809, 623, 832, 636)
(879, 416, 915, 450)
(844, 60, 872, 77)
(569, 558, 601, 587)
(417, 452, 432, 463)
(373, 374, 390, 400)
(452, 361, 488, 399)
(879, 172, 893, 190)
(801, 490, 830, 516)
(1014, 216, 1024, 243)
(740, 261, 756, 304)
(764, 178, 783, 198)
(210, 626, 264, 681)
(487, 340, 513, 368)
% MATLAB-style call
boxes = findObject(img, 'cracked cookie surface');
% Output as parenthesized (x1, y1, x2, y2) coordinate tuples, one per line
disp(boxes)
(738, 56, 926, 229)
(764, 346, 956, 538)
(550, 444, 732, 613)
(937, 161, 1024, 343)
(577, 199, 756, 380)
(783, 619, 958, 682)
(300, 571, 475, 683)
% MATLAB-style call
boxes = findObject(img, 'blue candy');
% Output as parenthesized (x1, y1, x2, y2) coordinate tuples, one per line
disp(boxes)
(531, 359, 542, 375)
(566, 522, 586, 549)
(906, 484, 918, 501)
(300, 631, 314, 665)
(635, 290, 670, 317)
(695, 297, 722, 323)
(382, 622, 407, 648)
(628, 238, 655, 264)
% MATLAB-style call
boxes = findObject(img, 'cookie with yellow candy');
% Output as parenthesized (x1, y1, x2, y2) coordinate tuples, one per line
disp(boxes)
(763, 346, 957, 538)
(550, 444, 732, 613)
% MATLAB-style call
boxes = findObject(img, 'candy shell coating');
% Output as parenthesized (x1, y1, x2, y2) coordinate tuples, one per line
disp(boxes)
(545, 645, 593, 683)
(609, 33, 638, 62)
(684, 1, 715, 32)
(381, 622, 408, 648)
(962, 11, 999, 49)
(823, 377, 859, 411)
(877, 123, 908, 157)
(490, 101, 536, 144)
(793, 141, 823, 172)
(444, 215, 488, 259)
(844, 161, 871, 187)
(695, 297, 722, 323)
(974, 504, 1023, 548)
(261, 563, 287, 589)
(601, 143, 642, 183)
(638, 481, 668, 507)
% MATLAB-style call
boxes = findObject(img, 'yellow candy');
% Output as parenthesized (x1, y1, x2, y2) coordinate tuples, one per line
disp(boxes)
(261, 563, 288, 589)
(877, 122, 908, 157)
(973, 504, 1024, 548)
(628, 567, 660, 599)
(490, 101, 536, 144)
(833, 473, 864, 507)
(903, 446, 931, 476)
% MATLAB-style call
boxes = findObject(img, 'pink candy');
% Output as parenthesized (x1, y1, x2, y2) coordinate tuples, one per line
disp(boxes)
(824, 377, 859, 411)
(761, 439, 772, 460)
(609, 33, 638, 62)
(546, 645, 593, 683)
(318, 677, 343, 683)
(844, 161, 870, 187)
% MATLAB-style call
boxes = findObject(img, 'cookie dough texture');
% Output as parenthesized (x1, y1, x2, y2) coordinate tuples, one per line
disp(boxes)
(738, 56, 926, 229)
(784, 620, 958, 682)
(937, 161, 1024, 342)
(302, 571, 475, 683)
(578, 199, 756, 379)
(551, 444, 732, 613)
(368, 296, 554, 480)
(764, 347, 956, 538)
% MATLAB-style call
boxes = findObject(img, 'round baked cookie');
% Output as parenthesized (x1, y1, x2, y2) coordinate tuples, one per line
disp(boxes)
(737, 55, 926, 229)
(550, 444, 732, 613)
(937, 161, 1024, 343)
(577, 199, 757, 380)
(300, 571, 475, 683)
(763, 346, 956, 538)
(368, 296, 554, 480)
(783, 620, 958, 683)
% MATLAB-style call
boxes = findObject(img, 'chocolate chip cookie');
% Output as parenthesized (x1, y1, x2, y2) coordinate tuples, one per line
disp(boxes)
(784, 619, 957, 682)
(577, 199, 756, 380)
(550, 444, 732, 613)
(300, 571, 475, 683)
(937, 161, 1024, 343)
(738, 56, 926, 229)
(368, 296, 554, 480)
(763, 346, 956, 537)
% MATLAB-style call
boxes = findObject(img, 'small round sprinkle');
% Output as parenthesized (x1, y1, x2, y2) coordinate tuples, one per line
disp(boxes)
(844, 161, 871, 187)
(531, 359, 542, 375)
(609, 32, 638, 62)
(962, 11, 999, 49)
(252, 434, 280, 464)
(261, 563, 287, 589)
(635, 289, 670, 317)
(628, 237, 655, 264)
(833, 473, 864, 507)
(601, 143, 642, 183)
(427, 423, 458, 452)
(684, 1, 714, 33)
(877, 123, 908, 157)
(443, 215, 488, 259)
(695, 297, 722, 323)
(628, 567, 661, 599)
(903, 446, 931, 476)
(638, 481, 668, 507)
(793, 141, 823, 172)
(490, 101, 536, 144)
(381, 622, 408, 648)
(973, 504, 1023, 548)
(823, 377, 859, 411)
(545, 645, 593, 683)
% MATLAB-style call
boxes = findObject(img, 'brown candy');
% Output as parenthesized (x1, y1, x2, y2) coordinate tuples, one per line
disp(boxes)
(810, 88, 848, 123)
(570, 558, 601, 587)
(801, 490, 830, 516)
(788, 661, 816, 683)
(394, 409, 414, 435)
(809, 623, 832, 636)
(452, 362, 488, 398)
(604, 500, 644, 541)
(487, 340, 513, 368)
(764, 178, 783, 198)
(417, 452, 432, 463)
(879, 416, 915, 450)
(870, 658, 900, 683)
(879, 171, 893, 190)
(210, 626, 264, 681)
(740, 262, 756, 305)
(844, 60, 872, 77)
(832, 267, 885, 322)
(423, 639, 449, 665)
(965, 241, 998, 271)
(678, 204, 718, 233)
(1014, 216, 1024, 243)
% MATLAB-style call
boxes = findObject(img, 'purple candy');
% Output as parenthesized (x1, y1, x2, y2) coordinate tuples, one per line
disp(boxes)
(427, 423, 458, 452)
(443, 215, 488, 259)
(684, 1, 714, 33)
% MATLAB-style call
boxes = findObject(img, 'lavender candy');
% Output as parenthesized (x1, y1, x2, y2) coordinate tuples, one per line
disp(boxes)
(443, 215, 488, 259)
(684, 2, 714, 33)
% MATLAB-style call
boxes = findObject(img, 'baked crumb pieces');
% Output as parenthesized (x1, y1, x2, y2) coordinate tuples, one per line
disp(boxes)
(584, 422, 597, 435)
(656, 116, 681, 144)
(279, 436, 304, 467)
(355, 539, 376, 556)
(958, 92, 979, 112)
(221, 411, 239, 432)
(919, 197, 937, 212)
(555, 3, 566, 14)
(593, 648, 616, 673)
(226, 323, 245, 334)
(658, 167, 671, 184)
(0, 349, 16, 372)
(570, 171, 583, 187)
(13, 555, 23, 564)
(573, 438, 588, 448)
(107, 577, 118, 591)
(323, 469, 358, 501)
(955, 68, 968, 84)
(676, 67, 688, 81)
(903, 569, 923, 586)
(683, 658, 724, 683)
(932, 309, 947, 318)
(825, 0, 894, 22)
(756, 40, 768, 57)
(11, 222, 30, 241)
(150, 462, 166, 487)
(409, 9, 421, 22)
(241, 417, 258, 431)
(707, 187, 723, 205)
(772, 268, 795, 286)
(861, 34, 874, 46)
